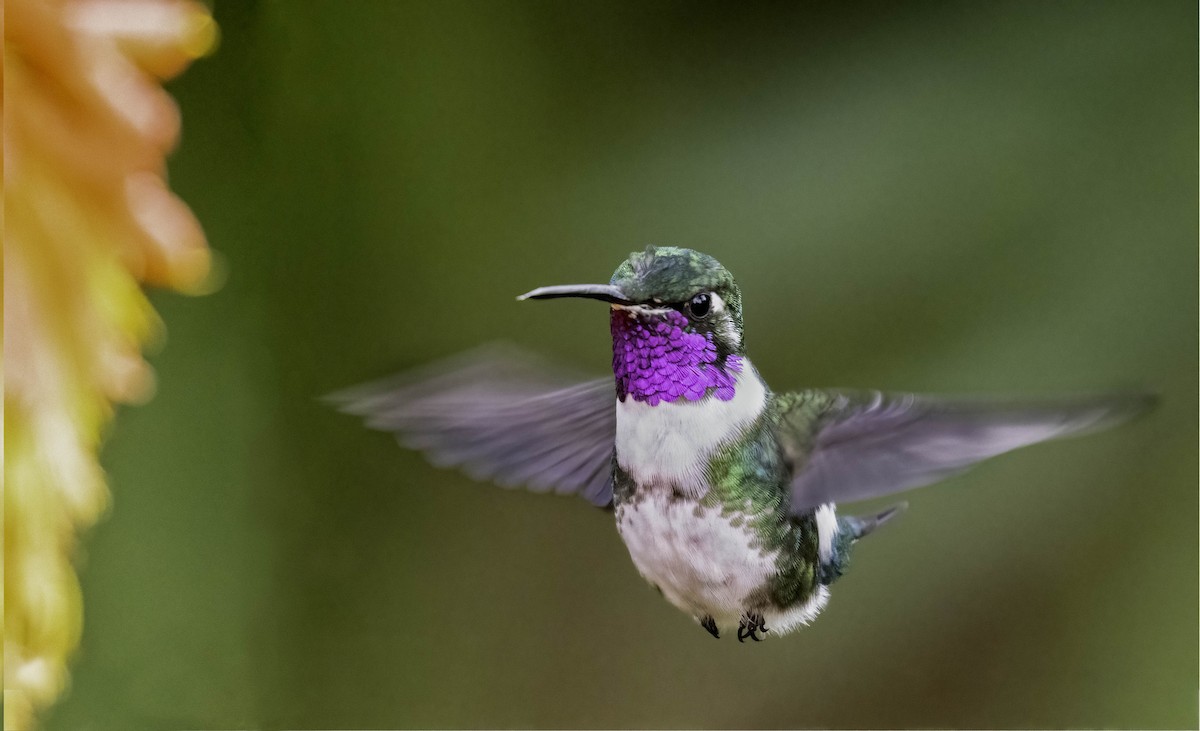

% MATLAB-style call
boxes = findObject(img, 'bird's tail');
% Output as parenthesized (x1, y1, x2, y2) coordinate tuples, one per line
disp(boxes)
(842, 502, 908, 541)
(818, 502, 907, 585)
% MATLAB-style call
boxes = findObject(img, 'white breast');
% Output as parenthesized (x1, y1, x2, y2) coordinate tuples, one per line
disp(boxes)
(613, 361, 767, 497)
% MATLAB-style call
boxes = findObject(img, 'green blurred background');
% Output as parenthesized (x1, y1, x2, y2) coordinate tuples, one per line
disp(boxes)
(46, 1, 1196, 728)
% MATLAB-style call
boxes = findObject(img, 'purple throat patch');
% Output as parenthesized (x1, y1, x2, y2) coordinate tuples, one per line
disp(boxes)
(610, 308, 742, 406)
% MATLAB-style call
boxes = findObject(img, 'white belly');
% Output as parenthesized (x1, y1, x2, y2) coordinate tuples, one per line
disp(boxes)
(616, 492, 832, 636)
(616, 492, 776, 625)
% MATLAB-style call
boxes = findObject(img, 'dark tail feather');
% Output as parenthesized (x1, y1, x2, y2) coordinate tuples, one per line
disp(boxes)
(843, 502, 908, 541)
(820, 503, 908, 586)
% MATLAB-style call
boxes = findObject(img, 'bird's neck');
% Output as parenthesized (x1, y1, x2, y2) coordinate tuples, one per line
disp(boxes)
(609, 309, 743, 406)
(613, 359, 768, 497)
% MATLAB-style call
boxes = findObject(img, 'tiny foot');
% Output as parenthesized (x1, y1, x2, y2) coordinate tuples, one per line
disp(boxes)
(700, 615, 719, 639)
(737, 612, 769, 642)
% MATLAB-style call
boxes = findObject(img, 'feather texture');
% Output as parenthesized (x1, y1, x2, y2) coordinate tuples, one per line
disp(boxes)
(329, 344, 617, 506)
(776, 390, 1154, 515)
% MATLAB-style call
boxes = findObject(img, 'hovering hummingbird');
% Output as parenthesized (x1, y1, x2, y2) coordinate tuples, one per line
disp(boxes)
(333, 246, 1150, 641)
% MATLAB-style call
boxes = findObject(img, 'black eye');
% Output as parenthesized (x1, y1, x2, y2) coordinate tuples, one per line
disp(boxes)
(686, 292, 712, 319)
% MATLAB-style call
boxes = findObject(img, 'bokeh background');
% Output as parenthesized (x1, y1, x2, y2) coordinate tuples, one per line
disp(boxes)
(45, 1, 1196, 728)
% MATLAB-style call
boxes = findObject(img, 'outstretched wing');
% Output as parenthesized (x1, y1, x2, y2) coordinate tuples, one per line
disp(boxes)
(329, 344, 617, 507)
(775, 389, 1153, 516)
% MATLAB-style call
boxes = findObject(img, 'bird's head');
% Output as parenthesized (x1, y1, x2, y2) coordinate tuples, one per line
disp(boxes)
(519, 246, 746, 405)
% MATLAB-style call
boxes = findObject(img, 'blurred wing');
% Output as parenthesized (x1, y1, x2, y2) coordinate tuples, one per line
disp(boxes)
(777, 389, 1153, 516)
(329, 344, 617, 507)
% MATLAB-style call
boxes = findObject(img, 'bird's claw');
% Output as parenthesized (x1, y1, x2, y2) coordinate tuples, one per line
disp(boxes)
(737, 612, 768, 642)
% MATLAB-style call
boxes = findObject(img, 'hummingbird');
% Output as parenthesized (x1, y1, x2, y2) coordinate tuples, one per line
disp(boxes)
(333, 246, 1151, 641)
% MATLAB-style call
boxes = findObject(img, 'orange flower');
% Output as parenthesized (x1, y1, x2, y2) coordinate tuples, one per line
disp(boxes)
(4, 1, 216, 727)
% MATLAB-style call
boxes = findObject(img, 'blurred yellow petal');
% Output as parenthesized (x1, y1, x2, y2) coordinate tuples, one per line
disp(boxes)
(66, 0, 219, 77)
(3, 1, 216, 728)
